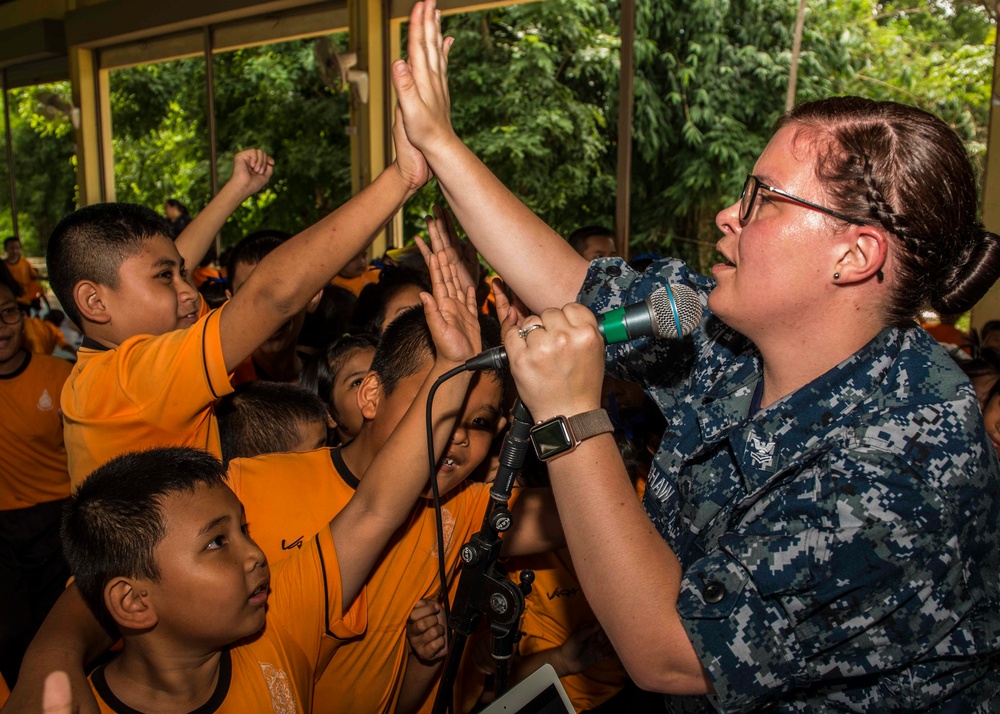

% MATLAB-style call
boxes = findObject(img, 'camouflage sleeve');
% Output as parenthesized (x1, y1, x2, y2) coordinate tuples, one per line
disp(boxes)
(675, 446, 981, 712)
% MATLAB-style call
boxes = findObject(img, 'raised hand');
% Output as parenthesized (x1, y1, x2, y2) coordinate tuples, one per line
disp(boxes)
(392, 0, 457, 155)
(229, 148, 274, 198)
(414, 205, 480, 294)
(392, 104, 433, 191)
(421, 248, 481, 366)
(406, 599, 448, 664)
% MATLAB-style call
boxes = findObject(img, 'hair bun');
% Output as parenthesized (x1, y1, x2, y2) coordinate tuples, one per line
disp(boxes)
(933, 227, 1000, 316)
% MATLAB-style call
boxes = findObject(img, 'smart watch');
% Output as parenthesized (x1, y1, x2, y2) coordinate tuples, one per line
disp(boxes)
(529, 408, 614, 462)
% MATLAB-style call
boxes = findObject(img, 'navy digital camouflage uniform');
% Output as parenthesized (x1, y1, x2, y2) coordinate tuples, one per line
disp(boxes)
(577, 256, 1000, 712)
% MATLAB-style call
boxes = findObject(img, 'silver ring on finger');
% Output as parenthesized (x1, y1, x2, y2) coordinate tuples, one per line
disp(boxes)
(518, 323, 546, 340)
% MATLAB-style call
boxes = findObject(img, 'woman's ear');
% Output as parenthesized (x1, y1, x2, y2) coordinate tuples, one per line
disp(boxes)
(833, 225, 889, 284)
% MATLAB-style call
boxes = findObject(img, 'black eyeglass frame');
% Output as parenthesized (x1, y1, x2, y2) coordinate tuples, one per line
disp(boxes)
(0, 305, 24, 325)
(740, 174, 866, 227)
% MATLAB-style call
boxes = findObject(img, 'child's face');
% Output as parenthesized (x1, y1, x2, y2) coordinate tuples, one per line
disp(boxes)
(331, 347, 375, 442)
(103, 235, 200, 337)
(380, 285, 426, 333)
(426, 373, 505, 498)
(0, 288, 24, 364)
(981, 391, 1000, 455)
(4, 240, 21, 262)
(142, 483, 270, 649)
(579, 235, 616, 261)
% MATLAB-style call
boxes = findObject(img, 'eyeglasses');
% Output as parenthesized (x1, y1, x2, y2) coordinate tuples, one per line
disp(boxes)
(740, 175, 866, 226)
(0, 306, 23, 325)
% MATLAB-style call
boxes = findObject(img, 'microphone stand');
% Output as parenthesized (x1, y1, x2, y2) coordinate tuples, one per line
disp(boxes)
(432, 398, 536, 714)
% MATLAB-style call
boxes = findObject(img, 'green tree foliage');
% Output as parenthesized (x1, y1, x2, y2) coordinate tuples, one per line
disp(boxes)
(0, 1, 994, 276)
(0, 84, 77, 253)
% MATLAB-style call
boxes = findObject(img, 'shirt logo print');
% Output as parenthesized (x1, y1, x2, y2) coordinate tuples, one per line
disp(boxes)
(37, 388, 53, 411)
(258, 662, 296, 713)
(748, 434, 775, 469)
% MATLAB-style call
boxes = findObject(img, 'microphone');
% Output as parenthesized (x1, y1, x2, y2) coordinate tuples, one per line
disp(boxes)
(464, 284, 703, 372)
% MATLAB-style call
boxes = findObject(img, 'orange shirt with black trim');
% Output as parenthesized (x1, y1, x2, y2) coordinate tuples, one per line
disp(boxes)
(0, 350, 72, 510)
(331, 266, 381, 297)
(227, 446, 519, 714)
(511, 548, 628, 711)
(87, 526, 367, 714)
(6, 257, 43, 306)
(61, 305, 233, 485)
(22, 318, 69, 355)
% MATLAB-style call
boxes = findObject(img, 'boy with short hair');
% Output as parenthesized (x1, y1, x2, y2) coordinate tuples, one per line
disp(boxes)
(227, 301, 563, 713)
(216, 381, 331, 465)
(56, 250, 482, 713)
(48, 125, 429, 484)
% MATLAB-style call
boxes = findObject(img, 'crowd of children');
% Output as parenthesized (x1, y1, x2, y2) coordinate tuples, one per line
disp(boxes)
(0, 30, 651, 711)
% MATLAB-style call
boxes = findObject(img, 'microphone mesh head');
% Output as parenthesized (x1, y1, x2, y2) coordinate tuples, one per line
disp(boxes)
(648, 285, 703, 339)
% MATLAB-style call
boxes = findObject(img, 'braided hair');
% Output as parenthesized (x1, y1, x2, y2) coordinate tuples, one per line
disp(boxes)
(776, 97, 1000, 326)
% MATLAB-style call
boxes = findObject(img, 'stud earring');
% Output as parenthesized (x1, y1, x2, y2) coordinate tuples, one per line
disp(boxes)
(833, 273, 840, 280)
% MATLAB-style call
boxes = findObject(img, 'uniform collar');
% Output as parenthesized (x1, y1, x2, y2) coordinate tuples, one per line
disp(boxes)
(695, 327, 904, 492)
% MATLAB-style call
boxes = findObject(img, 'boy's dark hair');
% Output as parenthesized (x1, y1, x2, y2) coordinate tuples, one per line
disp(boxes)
(61, 447, 228, 633)
(299, 333, 379, 414)
(567, 225, 613, 253)
(198, 279, 229, 310)
(3, 236, 19, 248)
(351, 266, 432, 336)
(370, 306, 508, 396)
(298, 284, 358, 352)
(225, 230, 291, 288)
(47, 203, 174, 326)
(164, 199, 189, 216)
(215, 381, 330, 465)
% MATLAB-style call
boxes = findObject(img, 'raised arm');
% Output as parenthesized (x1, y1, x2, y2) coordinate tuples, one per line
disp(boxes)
(501, 304, 711, 695)
(173, 149, 274, 269)
(393, 0, 589, 312)
(329, 248, 480, 605)
(218, 114, 429, 372)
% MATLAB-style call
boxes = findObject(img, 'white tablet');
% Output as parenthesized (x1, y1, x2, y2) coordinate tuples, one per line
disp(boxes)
(479, 663, 575, 714)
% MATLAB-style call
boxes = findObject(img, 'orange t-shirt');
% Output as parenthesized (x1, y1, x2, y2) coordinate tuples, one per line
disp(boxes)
(227, 446, 516, 713)
(61, 306, 233, 485)
(22, 318, 69, 355)
(331, 266, 381, 296)
(87, 526, 366, 713)
(512, 548, 629, 711)
(0, 351, 72, 510)
(6, 257, 43, 306)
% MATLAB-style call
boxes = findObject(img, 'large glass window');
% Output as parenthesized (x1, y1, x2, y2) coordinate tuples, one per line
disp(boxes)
(108, 56, 211, 227)
(0, 82, 78, 255)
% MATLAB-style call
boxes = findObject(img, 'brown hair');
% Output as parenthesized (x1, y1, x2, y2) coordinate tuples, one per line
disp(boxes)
(777, 97, 1000, 326)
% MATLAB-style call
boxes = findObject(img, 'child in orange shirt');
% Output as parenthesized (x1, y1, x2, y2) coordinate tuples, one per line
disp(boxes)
(17, 248, 482, 713)
(216, 381, 331, 465)
(3, 237, 46, 315)
(0, 283, 72, 687)
(47, 126, 429, 484)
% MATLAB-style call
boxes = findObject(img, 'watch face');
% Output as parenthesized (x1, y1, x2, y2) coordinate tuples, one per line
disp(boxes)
(530, 418, 573, 461)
